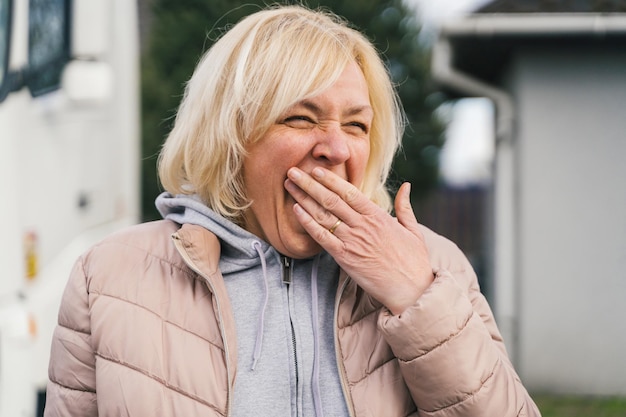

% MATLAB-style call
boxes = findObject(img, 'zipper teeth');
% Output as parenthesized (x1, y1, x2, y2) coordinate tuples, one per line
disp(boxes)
(172, 235, 233, 416)
(334, 276, 356, 417)
(284, 256, 299, 413)
(290, 319, 299, 403)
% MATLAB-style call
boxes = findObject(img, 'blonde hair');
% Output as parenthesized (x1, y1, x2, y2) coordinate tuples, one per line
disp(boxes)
(158, 5, 405, 221)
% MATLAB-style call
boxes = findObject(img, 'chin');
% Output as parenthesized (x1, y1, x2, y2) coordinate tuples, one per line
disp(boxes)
(280, 233, 323, 259)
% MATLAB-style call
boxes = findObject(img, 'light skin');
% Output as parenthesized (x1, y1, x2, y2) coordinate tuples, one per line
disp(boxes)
(242, 62, 433, 314)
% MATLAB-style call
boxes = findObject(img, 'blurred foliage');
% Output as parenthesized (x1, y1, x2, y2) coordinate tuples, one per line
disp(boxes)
(141, 0, 445, 220)
(534, 394, 626, 417)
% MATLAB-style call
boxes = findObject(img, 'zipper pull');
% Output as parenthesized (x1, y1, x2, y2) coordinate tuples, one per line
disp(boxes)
(282, 256, 292, 285)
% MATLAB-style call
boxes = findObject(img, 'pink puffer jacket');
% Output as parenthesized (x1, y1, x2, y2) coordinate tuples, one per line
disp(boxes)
(44, 220, 540, 416)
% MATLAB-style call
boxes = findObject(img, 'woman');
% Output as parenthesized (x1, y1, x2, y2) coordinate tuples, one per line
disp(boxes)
(45, 5, 540, 417)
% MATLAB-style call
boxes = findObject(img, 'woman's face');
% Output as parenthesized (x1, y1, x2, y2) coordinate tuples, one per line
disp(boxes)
(242, 61, 372, 258)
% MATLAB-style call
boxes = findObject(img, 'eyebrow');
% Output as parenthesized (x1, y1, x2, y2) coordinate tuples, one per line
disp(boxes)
(297, 99, 374, 118)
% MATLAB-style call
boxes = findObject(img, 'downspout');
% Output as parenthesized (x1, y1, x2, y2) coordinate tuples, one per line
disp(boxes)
(430, 13, 626, 129)
(431, 36, 514, 143)
(431, 34, 520, 365)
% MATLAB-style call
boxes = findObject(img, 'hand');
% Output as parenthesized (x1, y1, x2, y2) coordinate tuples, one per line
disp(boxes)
(284, 167, 434, 315)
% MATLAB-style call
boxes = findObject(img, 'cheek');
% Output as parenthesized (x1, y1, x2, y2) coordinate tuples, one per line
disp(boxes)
(350, 141, 371, 186)
(244, 143, 297, 198)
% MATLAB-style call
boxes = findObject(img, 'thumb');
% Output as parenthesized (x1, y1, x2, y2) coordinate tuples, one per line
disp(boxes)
(394, 182, 421, 234)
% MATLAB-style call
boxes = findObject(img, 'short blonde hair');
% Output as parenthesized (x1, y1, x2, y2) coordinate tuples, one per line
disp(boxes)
(158, 5, 404, 221)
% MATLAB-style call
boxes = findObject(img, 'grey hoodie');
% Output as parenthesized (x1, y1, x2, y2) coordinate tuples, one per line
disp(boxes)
(156, 192, 349, 417)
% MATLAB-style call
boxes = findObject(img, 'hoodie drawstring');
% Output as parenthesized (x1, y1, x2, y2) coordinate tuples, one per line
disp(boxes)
(251, 241, 269, 371)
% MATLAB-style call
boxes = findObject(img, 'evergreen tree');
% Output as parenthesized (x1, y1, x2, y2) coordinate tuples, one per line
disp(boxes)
(141, 0, 444, 220)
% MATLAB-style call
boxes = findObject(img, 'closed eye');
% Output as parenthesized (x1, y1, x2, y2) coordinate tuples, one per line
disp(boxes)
(345, 121, 369, 134)
(282, 115, 316, 128)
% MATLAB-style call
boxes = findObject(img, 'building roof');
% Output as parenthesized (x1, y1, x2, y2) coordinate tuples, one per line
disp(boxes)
(475, 0, 626, 13)
(435, 11, 626, 86)
(431, 0, 626, 137)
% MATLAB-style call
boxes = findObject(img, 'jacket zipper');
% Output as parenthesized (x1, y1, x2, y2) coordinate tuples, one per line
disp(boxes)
(282, 256, 292, 284)
(282, 255, 301, 414)
(172, 234, 234, 417)
(334, 276, 356, 417)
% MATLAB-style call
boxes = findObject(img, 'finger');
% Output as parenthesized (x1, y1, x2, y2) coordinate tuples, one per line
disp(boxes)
(286, 167, 356, 222)
(288, 167, 380, 218)
(284, 178, 341, 229)
(394, 182, 422, 235)
(308, 167, 379, 216)
(293, 203, 343, 247)
(328, 218, 343, 235)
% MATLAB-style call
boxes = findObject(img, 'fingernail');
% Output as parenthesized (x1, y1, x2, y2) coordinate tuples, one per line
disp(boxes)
(403, 182, 411, 202)
(312, 167, 324, 179)
(288, 168, 301, 180)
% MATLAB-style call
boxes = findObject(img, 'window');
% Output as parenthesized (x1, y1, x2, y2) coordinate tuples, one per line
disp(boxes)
(0, 0, 10, 90)
(27, 0, 70, 96)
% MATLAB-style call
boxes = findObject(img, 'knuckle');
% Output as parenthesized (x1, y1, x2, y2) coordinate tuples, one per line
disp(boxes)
(313, 228, 328, 241)
(321, 193, 342, 210)
(343, 185, 360, 203)
(313, 209, 334, 224)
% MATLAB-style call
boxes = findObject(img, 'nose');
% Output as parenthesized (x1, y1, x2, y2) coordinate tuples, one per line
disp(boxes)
(311, 124, 350, 165)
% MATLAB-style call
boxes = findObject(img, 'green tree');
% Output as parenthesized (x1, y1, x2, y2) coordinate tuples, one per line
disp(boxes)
(141, 0, 444, 221)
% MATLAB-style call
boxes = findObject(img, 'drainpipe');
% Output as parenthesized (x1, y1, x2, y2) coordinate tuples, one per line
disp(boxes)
(431, 32, 519, 365)
(431, 13, 626, 138)
(431, 37, 514, 142)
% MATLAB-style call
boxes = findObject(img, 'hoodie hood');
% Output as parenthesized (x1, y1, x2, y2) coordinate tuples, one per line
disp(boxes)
(156, 192, 272, 275)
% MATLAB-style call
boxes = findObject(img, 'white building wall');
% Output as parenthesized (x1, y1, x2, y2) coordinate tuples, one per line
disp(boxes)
(506, 46, 626, 395)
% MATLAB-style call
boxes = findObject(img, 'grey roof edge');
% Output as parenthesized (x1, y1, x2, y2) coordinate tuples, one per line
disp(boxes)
(440, 13, 626, 38)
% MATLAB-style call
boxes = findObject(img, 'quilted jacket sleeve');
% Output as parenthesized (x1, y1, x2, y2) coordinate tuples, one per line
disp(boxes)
(44, 255, 98, 417)
(378, 231, 541, 417)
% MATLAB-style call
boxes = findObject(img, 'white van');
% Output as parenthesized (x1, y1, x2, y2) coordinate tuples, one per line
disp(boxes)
(0, 0, 139, 415)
